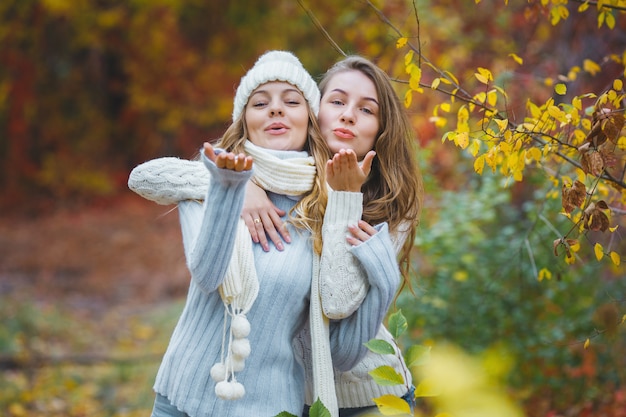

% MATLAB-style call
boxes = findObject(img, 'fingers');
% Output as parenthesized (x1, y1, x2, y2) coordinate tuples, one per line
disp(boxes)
(215, 152, 253, 171)
(203, 142, 217, 162)
(360, 150, 376, 177)
(246, 212, 289, 252)
(347, 220, 377, 246)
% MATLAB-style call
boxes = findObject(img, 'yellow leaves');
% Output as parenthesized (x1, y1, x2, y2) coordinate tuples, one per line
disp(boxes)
(453, 270, 468, 282)
(408, 65, 423, 93)
(550, 5, 569, 25)
(598, 9, 616, 29)
(527, 147, 542, 163)
(457, 106, 470, 133)
(584, 338, 590, 349)
(538, 268, 552, 282)
(612, 78, 623, 92)
(404, 50, 414, 67)
(583, 59, 602, 76)
(554, 83, 567, 95)
(572, 96, 582, 111)
(475, 67, 493, 84)
(509, 53, 523, 65)
(404, 90, 412, 108)
(412, 345, 525, 417)
(414, 377, 441, 397)
(373, 394, 412, 415)
(474, 155, 486, 175)
(609, 251, 621, 266)
(547, 105, 568, 124)
(396, 37, 408, 48)
(403, 53, 423, 108)
(594, 242, 604, 261)
(447, 131, 470, 149)
(494, 118, 509, 133)
(578, 1, 590, 12)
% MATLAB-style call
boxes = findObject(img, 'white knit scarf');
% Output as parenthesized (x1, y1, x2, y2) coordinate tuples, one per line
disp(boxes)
(211, 141, 337, 415)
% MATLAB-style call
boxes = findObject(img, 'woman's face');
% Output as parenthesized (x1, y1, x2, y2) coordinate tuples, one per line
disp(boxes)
(318, 70, 379, 160)
(244, 81, 309, 151)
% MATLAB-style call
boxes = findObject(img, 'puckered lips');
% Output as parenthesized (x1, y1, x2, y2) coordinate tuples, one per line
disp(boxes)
(265, 122, 289, 135)
(333, 127, 355, 139)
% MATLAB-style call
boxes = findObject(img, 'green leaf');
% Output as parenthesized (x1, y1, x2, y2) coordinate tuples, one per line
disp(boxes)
(365, 339, 395, 355)
(273, 413, 298, 417)
(405, 345, 431, 367)
(309, 398, 331, 417)
(368, 365, 405, 386)
(387, 310, 408, 339)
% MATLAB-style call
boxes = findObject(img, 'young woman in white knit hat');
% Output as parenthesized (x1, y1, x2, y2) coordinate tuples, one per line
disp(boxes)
(130, 51, 401, 417)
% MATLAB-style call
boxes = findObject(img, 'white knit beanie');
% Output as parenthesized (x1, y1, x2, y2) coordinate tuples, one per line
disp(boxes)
(232, 50, 320, 121)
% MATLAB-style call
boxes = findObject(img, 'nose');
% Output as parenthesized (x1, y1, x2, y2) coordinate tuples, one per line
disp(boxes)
(340, 106, 355, 125)
(269, 100, 284, 117)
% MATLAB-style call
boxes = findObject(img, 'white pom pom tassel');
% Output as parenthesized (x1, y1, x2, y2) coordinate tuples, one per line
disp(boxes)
(231, 338, 251, 359)
(231, 315, 251, 338)
(230, 381, 245, 399)
(215, 380, 234, 399)
(231, 357, 246, 372)
(210, 362, 227, 382)
(215, 380, 245, 400)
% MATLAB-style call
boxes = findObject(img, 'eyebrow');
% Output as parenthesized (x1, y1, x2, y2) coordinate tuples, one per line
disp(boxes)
(251, 88, 303, 97)
(328, 88, 379, 106)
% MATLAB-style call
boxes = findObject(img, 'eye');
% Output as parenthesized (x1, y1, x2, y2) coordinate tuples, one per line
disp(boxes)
(251, 100, 268, 108)
(330, 99, 344, 106)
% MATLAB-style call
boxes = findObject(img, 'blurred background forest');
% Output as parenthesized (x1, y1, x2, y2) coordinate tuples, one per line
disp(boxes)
(1, 0, 625, 416)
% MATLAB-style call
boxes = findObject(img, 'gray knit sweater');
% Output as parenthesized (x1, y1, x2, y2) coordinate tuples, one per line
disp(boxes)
(136, 150, 398, 417)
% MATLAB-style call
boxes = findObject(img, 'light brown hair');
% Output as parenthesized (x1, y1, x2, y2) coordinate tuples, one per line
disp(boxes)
(319, 56, 424, 285)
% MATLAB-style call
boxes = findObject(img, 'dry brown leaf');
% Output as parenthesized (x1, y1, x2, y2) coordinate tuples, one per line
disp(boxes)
(561, 180, 586, 213)
(602, 113, 624, 144)
(583, 201, 610, 231)
(580, 151, 605, 177)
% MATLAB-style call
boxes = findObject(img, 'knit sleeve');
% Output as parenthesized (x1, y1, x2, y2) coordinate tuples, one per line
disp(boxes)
(327, 223, 400, 371)
(179, 152, 252, 294)
(128, 157, 209, 204)
(319, 190, 368, 319)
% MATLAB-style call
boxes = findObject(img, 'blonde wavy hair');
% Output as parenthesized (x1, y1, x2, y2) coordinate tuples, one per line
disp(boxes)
(318, 56, 424, 285)
(217, 105, 331, 255)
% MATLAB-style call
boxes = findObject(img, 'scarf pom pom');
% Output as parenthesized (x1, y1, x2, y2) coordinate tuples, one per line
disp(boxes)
(210, 362, 227, 382)
(231, 315, 251, 338)
(216, 380, 245, 400)
(231, 356, 246, 372)
(231, 338, 251, 359)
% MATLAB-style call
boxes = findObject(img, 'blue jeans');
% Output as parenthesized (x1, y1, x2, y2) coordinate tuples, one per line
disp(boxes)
(151, 393, 190, 417)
